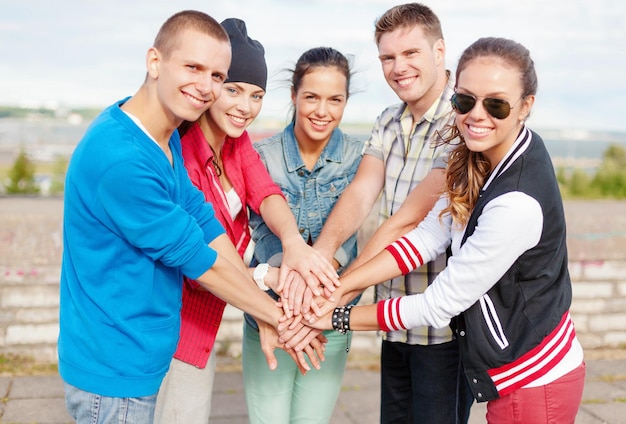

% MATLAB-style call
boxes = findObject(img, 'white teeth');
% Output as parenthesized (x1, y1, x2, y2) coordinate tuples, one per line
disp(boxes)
(311, 119, 329, 126)
(228, 115, 246, 124)
(397, 76, 416, 87)
(184, 93, 206, 106)
(469, 125, 491, 134)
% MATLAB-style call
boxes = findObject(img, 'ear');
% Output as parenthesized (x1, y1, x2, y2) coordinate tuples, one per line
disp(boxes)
(290, 86, 296, 105)
(518, 95, 535, 123)
(146, 47, 161, 79)
(433, 38, 445, 64)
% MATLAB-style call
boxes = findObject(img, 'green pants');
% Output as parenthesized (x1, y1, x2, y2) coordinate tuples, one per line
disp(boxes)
(242, 322, 351, 424)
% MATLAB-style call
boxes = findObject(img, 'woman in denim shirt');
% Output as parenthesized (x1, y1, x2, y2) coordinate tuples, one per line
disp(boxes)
(243, 47, 363, 423)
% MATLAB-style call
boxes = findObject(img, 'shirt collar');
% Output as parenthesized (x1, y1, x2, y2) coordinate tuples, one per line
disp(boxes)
(282, 122, 345, 173)
(185, 122, 215, 166)
(395, 70, 455, 126)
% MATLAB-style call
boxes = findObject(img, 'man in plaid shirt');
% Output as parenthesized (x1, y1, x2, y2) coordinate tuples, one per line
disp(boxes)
(314, 3, 472, 423)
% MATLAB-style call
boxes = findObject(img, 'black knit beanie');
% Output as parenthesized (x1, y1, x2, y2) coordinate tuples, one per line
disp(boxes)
(220, 18, 267, 91)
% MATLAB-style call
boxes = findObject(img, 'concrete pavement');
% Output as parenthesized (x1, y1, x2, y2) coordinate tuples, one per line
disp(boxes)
(1, 353, 625, 423)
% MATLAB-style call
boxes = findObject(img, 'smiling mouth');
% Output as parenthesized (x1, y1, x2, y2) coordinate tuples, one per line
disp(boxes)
(183, 92, 209, 107)
(227, 114, 247, 124)
(310, 118, 330, 128)
(396, 76, 417, 87)
(468, 125, 492, 134)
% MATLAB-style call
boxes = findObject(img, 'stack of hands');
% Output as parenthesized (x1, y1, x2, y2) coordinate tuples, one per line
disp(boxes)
(257, 241, 358, 375)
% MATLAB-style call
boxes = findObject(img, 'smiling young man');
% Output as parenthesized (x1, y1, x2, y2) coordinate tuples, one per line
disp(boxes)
(58, 10, 287, 424)
(313, 3, 473, 423)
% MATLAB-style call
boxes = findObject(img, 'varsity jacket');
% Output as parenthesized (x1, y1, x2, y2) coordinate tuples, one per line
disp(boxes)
(379, 127, 579, 401)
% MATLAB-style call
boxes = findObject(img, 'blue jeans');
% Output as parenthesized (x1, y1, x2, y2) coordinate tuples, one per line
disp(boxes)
(380, 339, 473, 424)
(64, 383, 157, 424)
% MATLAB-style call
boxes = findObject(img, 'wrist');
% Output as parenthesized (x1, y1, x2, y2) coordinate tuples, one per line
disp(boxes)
(264, 266, 279, 291)
(331, 304, 354, 334)
(253, 263, 271, 291)
(314, 245, 336, 265)
(281, 234, 305, 250)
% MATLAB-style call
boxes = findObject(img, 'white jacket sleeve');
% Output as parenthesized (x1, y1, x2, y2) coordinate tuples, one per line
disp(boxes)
(379, 191, 543, 331)
(385, 196, 452, 273)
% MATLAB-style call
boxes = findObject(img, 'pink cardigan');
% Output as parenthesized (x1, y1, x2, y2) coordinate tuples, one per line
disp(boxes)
(174, 122, 283, 367)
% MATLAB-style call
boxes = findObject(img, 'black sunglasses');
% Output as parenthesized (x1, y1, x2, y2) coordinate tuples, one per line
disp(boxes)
(450, 92, 517, 120)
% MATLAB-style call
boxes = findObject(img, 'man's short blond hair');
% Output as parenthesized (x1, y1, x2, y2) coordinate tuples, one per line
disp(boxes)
(374, 3, 444, 46)
(153, 10, 229, 59)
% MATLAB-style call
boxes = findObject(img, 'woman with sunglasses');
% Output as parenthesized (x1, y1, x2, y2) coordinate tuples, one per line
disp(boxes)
(309, 37, 585, 423)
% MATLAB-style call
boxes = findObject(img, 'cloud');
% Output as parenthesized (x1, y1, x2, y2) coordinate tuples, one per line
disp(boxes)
(0, 0, 624, 132)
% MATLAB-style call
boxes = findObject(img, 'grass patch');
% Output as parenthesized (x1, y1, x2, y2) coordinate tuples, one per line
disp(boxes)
(598, 374, 626, 383)
(0, 354, 58, 377)
(582, 398, 607, 404)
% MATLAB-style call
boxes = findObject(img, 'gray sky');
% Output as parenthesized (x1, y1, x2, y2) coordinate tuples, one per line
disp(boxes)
(1, 0, 625, 132)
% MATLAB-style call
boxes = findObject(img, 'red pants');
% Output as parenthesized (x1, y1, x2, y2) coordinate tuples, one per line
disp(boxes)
(486, 361, 585, 424)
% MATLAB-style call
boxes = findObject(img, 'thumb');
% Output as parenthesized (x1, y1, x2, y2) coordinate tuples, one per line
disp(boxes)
(260, 338, 279, 370)
(264, 349, 278, 371)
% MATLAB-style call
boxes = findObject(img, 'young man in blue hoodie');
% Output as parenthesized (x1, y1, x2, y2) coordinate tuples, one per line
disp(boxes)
(58, 10, 299, 423)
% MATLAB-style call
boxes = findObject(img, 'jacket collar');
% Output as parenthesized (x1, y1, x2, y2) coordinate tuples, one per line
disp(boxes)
(282, 122, 345, 173)
(184, 122, 215, 168)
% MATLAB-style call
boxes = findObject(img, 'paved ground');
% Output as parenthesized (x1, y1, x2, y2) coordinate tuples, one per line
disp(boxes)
(1, 199, 625, 423)
(1, 352, 625, 423)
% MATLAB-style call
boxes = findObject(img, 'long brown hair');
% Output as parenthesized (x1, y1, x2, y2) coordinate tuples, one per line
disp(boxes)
(439, 37, 538, 226)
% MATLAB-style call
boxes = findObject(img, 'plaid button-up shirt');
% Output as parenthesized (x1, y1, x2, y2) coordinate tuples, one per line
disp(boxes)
(365, 76, 455, 345)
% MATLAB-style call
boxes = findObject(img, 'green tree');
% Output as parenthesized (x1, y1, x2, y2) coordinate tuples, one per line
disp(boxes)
(5, 149, 39, 194)
(591, 144, 626, 197)
(569, 169, 593, 197)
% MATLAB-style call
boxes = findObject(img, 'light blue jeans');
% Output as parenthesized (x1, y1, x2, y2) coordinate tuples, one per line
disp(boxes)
(242, 321, 351, 424)
(64, 382, 157, 424)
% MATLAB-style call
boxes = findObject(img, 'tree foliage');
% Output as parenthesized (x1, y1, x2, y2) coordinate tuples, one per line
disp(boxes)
(558, 144, 626, 198)
(5, 149, 40, 194)
(591, 144, 626, 197)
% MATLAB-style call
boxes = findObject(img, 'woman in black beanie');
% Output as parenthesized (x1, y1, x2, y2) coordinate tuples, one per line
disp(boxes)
(154, 18, 337, 424)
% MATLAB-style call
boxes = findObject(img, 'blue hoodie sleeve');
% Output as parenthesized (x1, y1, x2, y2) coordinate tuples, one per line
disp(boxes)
(96, 156, 223, 280)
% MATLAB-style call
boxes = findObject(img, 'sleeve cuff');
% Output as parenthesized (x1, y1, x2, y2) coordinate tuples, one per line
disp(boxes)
(333, 246, 350, 269)
(377, 298, 407, 332)
(385, 237, 423, 275)
(181, 244, 218, 280)
(267, 252, 283, 267)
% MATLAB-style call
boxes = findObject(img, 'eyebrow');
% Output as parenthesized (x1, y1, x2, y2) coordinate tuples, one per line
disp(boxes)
(228, 81, 265, 93)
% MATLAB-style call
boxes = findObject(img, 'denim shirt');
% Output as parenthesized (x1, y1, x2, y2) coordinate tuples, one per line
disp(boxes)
(249, 123, 363, 270)
(245, 124, 363, 331)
